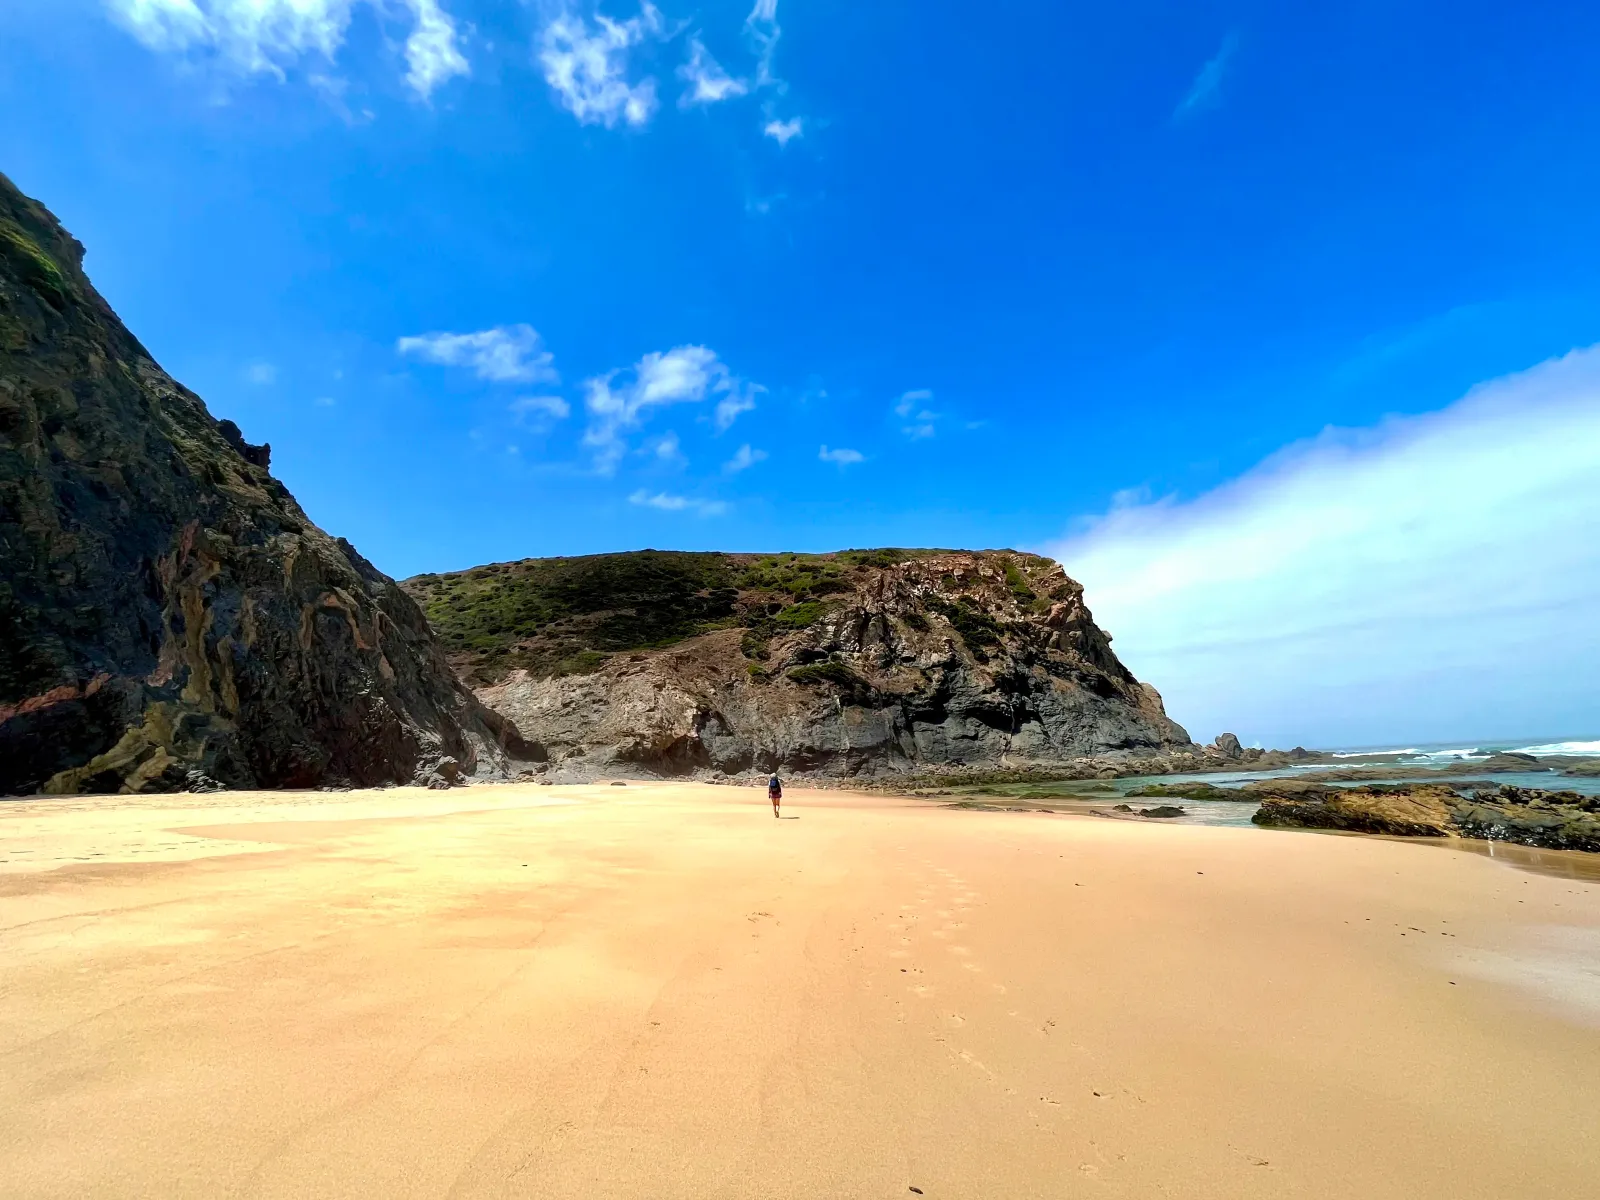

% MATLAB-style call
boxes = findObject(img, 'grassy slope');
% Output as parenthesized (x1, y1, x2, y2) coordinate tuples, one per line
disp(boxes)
(402, 548, 1054, 685)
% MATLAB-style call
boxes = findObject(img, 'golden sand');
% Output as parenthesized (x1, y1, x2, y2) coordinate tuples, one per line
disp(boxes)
(2, 781, 1597, 1198)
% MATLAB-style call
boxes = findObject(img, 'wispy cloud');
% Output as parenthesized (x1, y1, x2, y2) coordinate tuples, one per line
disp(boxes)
(509, 394, 571, 424)
(745, 0, 805, 141)
(1045, 346, 1600, 747)
(584, 345, 755, 472)
(743, 0, 781, 88)
(893, 388, 932, 417)
(103, 0, 468, 97)
(714, 382, 761, 431)
(398, 325, 557, 383)
(402, 0, 469, 98)
(538, 3, 665, 128)
(819, 444, 864, 465)
(648, 430, 684, 462)
(745, 192, 787, 216)
(629, 489, 728, 516)
(244, 361, 276, 385)
(724, 444, 767, 473)
(893, 388, 939, 436)
(763, 117, 802, 145)
(678, 36, 747, 105)
(1174, 31, 1239, 120)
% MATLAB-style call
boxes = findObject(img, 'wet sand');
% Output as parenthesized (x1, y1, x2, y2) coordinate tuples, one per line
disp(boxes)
(2, 781, 1597, 1198)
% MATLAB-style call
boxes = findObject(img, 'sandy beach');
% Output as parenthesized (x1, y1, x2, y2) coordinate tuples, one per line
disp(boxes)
(2, 782, 1597, 1199)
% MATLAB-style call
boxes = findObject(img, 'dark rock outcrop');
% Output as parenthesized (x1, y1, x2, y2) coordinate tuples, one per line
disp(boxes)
(0, 172, 533, 795)
(1211, 732, 1243, 759)
(1251, 783, 1600, 852)
(430, 549, 1195, 779)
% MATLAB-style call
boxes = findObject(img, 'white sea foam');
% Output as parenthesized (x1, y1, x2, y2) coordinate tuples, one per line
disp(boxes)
(1402, 747, 1486, 762)
(1508, 740, 1600, 756)
(1332, 748, 1421, 758)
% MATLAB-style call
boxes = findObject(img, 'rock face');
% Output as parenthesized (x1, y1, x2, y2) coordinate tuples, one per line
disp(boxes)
(0, 173, 531, 795)
(408, 549, 1193, 779)
(1251, 783, 1600, 852)
(1211, 732, 1243, 758)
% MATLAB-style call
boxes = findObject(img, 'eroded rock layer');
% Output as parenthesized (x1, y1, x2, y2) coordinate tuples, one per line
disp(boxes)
(0, 173, 528, 795)
(407, 549, 1193, 778)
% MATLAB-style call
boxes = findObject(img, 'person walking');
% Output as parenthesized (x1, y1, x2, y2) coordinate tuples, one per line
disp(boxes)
(767, 773, 783, 818)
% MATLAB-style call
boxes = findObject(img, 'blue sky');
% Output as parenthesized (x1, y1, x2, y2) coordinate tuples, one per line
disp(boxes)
(4, 0, 1599, 746)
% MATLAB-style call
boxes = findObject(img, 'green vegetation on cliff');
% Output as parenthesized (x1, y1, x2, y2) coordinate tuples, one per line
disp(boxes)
(403, 548, 1056, 685)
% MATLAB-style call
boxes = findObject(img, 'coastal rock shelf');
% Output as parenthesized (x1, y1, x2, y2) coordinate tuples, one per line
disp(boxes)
(1251, 783, 1600, 853)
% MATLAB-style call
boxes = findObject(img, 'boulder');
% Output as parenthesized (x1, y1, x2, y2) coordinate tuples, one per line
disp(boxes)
(1252, 785, 1456, 838)
(1211, 732, 1243, 759)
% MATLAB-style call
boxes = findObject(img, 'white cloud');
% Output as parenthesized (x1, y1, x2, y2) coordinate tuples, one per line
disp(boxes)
(509, 394, 571, 423)
(894, 387, 932, 418)
(244, 361, 276, 384)
(397, 325, 557, 383)
(583, 344, 754, 472)
(678, 37, 747, 105)
(763, 117, 802, 145)
(1174, 31, 1239, 120)
(539, 3, 664, 128)
(402, 0, 470, 98)
(714, 382, 761, 431)
(104, 0, 467, 96)
(629, 489, 728, 516)
(745, 0, 807, 142)
(724, 444, 767, 473)
(894, 388, 939, 436)
(1044, 347, 1600, 748)
(743, 0, 781, 89)
(819, 444, 863, 465)
(649, 430, 684, 461)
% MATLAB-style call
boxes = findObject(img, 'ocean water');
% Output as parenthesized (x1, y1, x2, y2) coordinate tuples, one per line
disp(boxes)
(1327, 737, 1600, 762)
(1111, 735, 1600, 831)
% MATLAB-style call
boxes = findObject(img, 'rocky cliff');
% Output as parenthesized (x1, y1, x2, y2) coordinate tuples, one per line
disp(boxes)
(403, 548, 1193, 779)
(0, 173, 530, 795)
